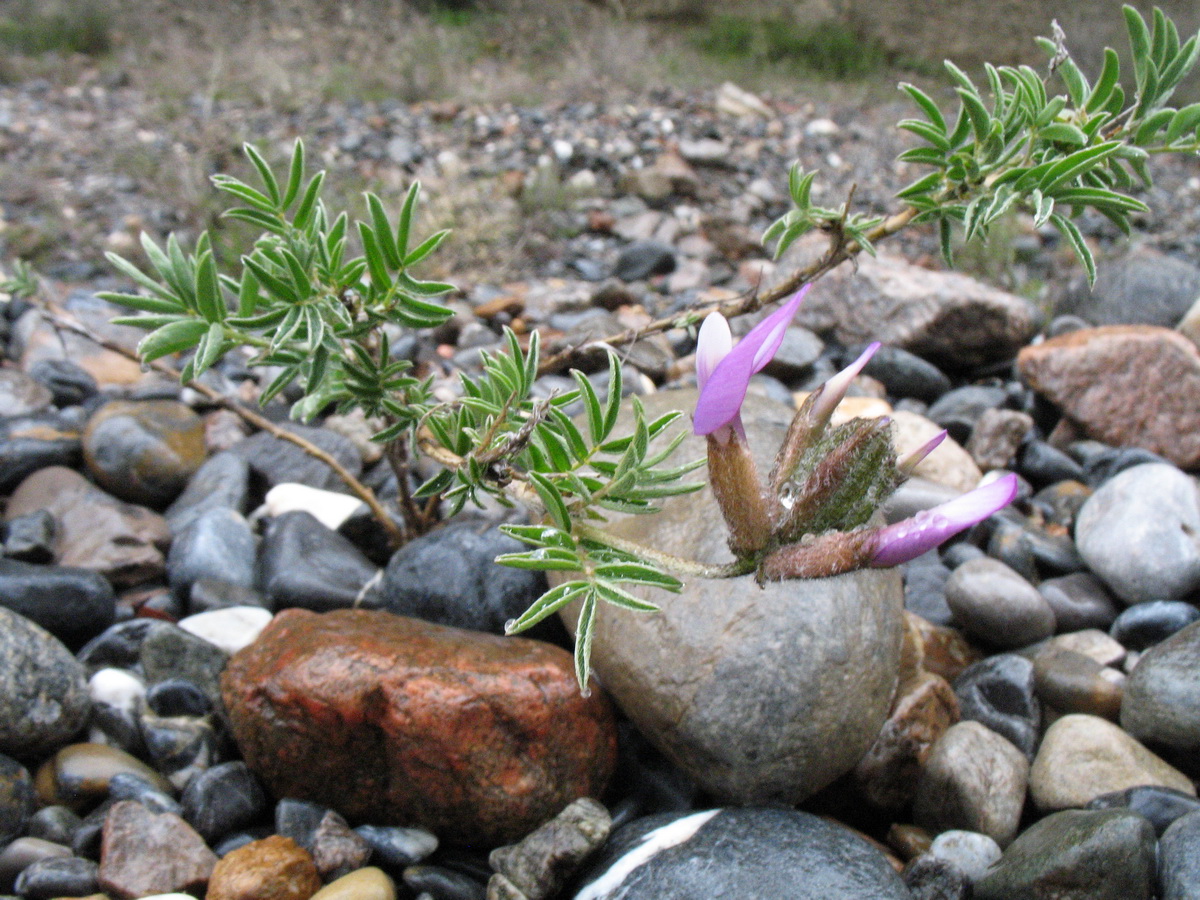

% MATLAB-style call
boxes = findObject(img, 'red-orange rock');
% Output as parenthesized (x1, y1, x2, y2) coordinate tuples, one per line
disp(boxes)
(205, 835, 321, 900)
(1017, 325, 1200, 469)
(221, 609, 617, 846)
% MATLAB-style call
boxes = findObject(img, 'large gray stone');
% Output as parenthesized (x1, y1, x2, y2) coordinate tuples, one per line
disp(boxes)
(563, 389, 905, 805)
(1075, 464, 1200, 605)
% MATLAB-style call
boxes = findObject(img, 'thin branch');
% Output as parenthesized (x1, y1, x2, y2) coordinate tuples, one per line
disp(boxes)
(536, 205, 919, 375)
(31, 297, 405, 548)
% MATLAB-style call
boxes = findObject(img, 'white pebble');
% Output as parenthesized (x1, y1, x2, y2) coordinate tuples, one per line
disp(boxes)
(259, 482, 365, 531)
(179, 606, 273, 656)
(88, 668, 145, 713)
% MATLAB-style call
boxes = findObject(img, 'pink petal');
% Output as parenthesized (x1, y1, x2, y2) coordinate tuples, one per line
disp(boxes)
(869, 472, 1019, 568)
(811, 341, 880, 423)
(693, 287, 808, 435)
(695, 312, 732, 391)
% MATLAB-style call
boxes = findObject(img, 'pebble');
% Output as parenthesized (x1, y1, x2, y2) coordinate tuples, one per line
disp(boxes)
(260, 482, 365, 532)
(1018, 440, 1086, 487)
(26, 805, 81, 845)
(0, 754, 34, 845)
(976, 808, 1156, 899)
(352, 825, 438, 869)
(1160, 810, 1200, 900)
(138, 711, 218, 789)
(489, 797, 611, 900)
(166, 507, 257, 603)
(97, 800, 217, 899)
(309, 810, 372, 880)
(205, 834, 321, 900)
(0, 369, 53, 417)
(0, 608, 91, 760)
(944, 558, 1056, 650)
(402, 864, 486, 900)
(1075, 463, 1200, 604)
(853, 671, 959, 811)
(139, 624, 228, 712)
(1046, 629, 1125, 667)
(926, 829, 1002, 883)
(2, 508, 56, 563)
(0, 558, 114, 649)
(163, 451, 251, 534)
(760, 325, 824, 381)
(1057, 245, 1200, 327)
(611, 241, 675, 282)
(1088, 784, 1200, 836)
(310, 867, 396, 900)
(902, 855, 971, 900)
(965, 408, 1033, 471)
(257, 510, 380, 612)
(1029, 713, 1195, 811)
(926, 385, 1009, 445)
(888, 410, 981, 492)
(12, 855, 98, 899)
(858, 344, 951, 403)
(913, 721, 1028, 846)
(177, 606, 273, 656)
(180, 761, 268, 845)
(82, 400, 206, 508)
(901, 552, 953, 626)
(36, 743, 174, 811)
(573, 807, 910, 899)
(107, 772, 179, 815)
(228, 424, 363, 493)
(1032, 646, 1124, 720)
(0, 837, 71, 892)
(375, 520, 547, 635)
(88, 667, 145, 754)
(1038, 573, 1119, 634)
(1120, 619, 1200, 758)
(145, 679, 211, 717)
(0, 412, 82, 494)
(27, 358, 97, 407)
(1110, 600, 1200, 651)
(221, 608, 617, 846)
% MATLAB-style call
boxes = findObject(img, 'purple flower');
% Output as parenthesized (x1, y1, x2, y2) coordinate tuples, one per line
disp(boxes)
(869, 472, 1019, 568)
(693, 287, 808, 436)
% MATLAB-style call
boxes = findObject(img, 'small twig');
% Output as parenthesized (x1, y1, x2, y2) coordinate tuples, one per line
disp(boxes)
(33, 298, 405, 548)
(535, 205, 919, 375)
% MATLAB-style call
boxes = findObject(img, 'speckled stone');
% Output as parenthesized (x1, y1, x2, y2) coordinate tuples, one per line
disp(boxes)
(1120, 619, 1200, 756)
(97, 800, 217, 900)
(0, 608, 90, 760)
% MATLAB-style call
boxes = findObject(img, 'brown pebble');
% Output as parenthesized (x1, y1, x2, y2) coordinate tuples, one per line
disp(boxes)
(205, 835, 321, 900)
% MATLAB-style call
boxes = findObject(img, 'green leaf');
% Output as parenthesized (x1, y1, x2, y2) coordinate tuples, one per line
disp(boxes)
(956, 87, 991, 143)
(293, 171, 326, 231)
(898, 118, 951, 150)
(594, 580, 663, 612)
(281, 249, 313, 299)
(500, 523, 576, 549)
(282, 140, 305, 209)
(601, 355, 623, 438)
(221, 207, 289, 234)
(236, 268, 260, 318)
(899, 82, 947, 132)
(494, 548, 584, 570)
(1057, 57, 1089, 107)
(593, 563, 681, 592)
(1135, 107, 1176, 144)
(395, 295, 454, 329)
(895, 171, 944, 200)
(1086, 48, 1122, 113)
(358, 223, 391, 293)
(573, 591, 597, 692)
(242, 256, 298, 303)
(1038, 141, 1122, 193)
(211, 176, 278, 214)
(573, 370, 606, 444)
(242, 143, 281, 205)
(366, 193, 401, 270)
(1126, 5, 1152, 91)
(193, 248, 224, 323)
(137, 318, 208, 363)
(1050, 212, 1096, 286)
(1040, 122, 1088, 146)
(96, 289, 182, 315)
(505, 580, 590, 633)
(396, 181, 421, 257)
(404, 229, 451, 268)
(1166, 102, 1200, 143)
(192, 320, 227, 377)
(939, 216, 954, 266)
(897, 147, 950, 168)
(528, 471, 571, 531)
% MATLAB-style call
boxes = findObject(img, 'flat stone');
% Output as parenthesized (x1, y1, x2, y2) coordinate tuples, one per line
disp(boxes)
(1088, 784, 1200, 836)
(13, 855, 98, 899)
(889, 411, 982, 492)
(228, 424, 362, 494)
(97, 800, 217, 900)
(7, 466, 170, 589)
(570, 389, 905, 806)
(164, 451, 251, 534)
(177, 606, 273, 657)
(0, 608, 90, 760)
(0, 412, 81, 494)
(82, 400, 206, 508)
(1111, 599, 1200, 650)
(1058, 245, 1200, 327)
(180, 761, 268, 845)
(1029, 713, 1195, 811)
(785, 249, 1037, 369)
(37, 743, 173, 811)
(166, 507, 256, 604)
(258, 511, 379, 612)
(974, 808, 1156, 900)
(1017, 326, 1200, 468)
(1038, 573, 1119, 634)
(205, 835, 321, 900)
(0, 754, 35, 845)
(952, 653, 1041, 758)
(573, 807, 910, 899)
(1032, 646, 1124, 720)
(221, 609, 616, 846)
(1120, 619, 1200, 754)
(913, 721, 1029, 846)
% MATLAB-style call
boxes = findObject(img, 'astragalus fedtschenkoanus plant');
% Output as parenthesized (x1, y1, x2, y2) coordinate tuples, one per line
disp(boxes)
(88, 7, 1198, 689)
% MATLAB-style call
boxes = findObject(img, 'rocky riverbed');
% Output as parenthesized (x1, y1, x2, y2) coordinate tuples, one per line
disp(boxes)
(3, 57, 1200, 900)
